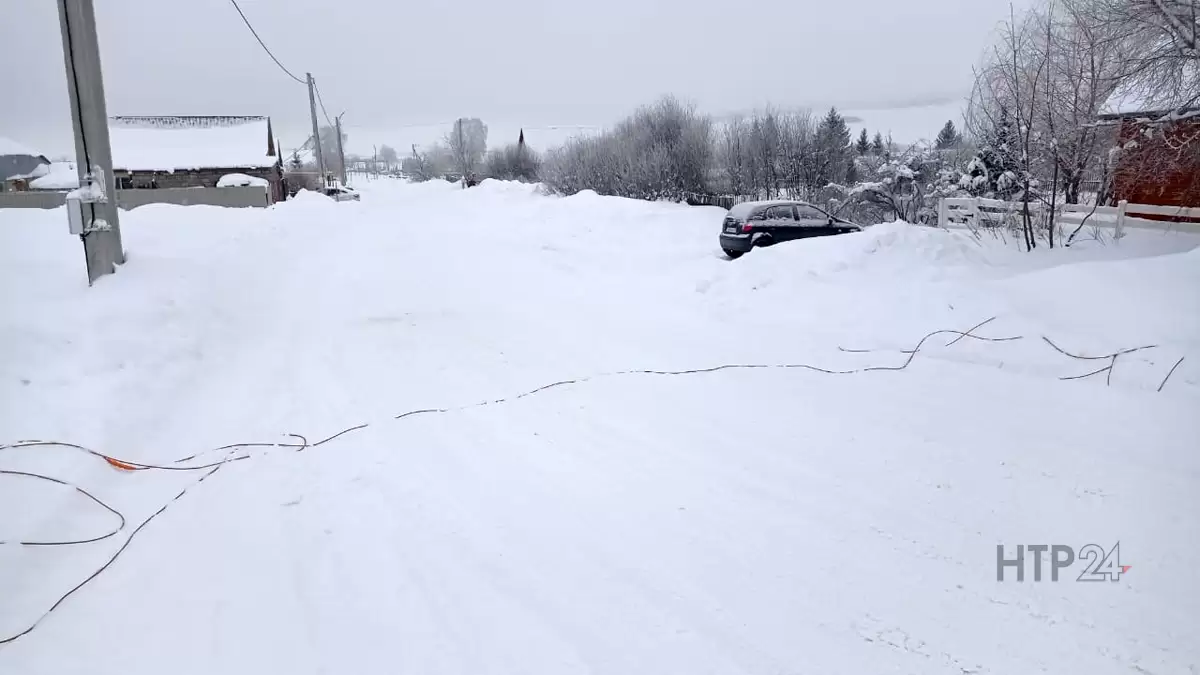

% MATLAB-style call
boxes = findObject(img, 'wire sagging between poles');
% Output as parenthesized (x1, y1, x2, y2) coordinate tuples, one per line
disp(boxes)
(227, 0, 306, 85)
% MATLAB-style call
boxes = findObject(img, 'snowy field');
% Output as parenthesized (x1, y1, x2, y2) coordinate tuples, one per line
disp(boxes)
(1, 180, 1198, 674)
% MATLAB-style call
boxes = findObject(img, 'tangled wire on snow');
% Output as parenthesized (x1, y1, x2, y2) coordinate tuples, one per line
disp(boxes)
(0, 317, 1186, 646)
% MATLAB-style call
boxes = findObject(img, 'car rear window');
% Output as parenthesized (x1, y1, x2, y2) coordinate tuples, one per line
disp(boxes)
(727, 203, 761, 219)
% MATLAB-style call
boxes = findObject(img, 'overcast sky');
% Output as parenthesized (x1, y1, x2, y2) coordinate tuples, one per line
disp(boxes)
(1, 0, 1031, 157)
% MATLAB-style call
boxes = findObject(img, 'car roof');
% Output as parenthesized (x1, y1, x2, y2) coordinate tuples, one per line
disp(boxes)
(727, 200, 816, 217)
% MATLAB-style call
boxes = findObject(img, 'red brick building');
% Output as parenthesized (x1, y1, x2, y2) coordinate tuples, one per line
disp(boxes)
(1101, 108, 1200, 208)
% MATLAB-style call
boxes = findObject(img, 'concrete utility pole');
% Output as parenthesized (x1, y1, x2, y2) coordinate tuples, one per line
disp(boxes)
(334, 112, 346, 186)
(306, 72, 326, 186)
(57, 0, 123, 285)
(457, 118, 466, 188)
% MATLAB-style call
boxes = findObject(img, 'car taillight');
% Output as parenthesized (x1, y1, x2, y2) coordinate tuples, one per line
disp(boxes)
(740, 222, 753, 233)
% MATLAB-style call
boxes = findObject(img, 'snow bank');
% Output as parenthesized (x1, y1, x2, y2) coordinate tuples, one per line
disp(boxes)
(710, 222, 997, 292)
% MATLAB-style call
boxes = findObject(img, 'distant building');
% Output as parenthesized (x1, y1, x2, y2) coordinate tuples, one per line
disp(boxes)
(29, 162, 79, 190)
(0, 137, 50, 192)
(1099, 108, 1200, 208)
(108, 116, 285, 202)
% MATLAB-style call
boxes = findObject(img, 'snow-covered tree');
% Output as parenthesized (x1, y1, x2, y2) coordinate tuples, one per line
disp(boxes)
(855, 128, 871, 155)
(542, 96, 713, 201)
(848, 145, 933, 222)
(379, 144, 399, 168)
(317, 125, 346, 174)
(814, 107, 851, 187)
(935, 120, 962, 149)
(446, 118, 489, 180)
(964, 108, 1021, 198)
(402, 144, 450, 182)
(871, 132, 886, 156)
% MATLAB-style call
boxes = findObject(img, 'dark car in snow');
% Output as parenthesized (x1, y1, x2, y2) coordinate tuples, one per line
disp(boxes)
(719, 200, 861, 258)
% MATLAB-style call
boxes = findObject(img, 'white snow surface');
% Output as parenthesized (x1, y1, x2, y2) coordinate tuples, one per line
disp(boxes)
(1, 179, 1198, 674)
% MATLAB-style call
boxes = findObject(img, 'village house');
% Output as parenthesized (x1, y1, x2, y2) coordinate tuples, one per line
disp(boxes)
(0, 137, 50, 192)
(108, 115, 285, 202)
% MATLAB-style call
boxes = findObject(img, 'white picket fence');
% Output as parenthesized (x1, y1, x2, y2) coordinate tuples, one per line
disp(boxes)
(937, 197, 1200, 239)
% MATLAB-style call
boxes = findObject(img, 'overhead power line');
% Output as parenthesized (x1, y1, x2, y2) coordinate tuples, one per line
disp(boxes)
(228, 0, 306, 85)
(313, 79, 334, 127)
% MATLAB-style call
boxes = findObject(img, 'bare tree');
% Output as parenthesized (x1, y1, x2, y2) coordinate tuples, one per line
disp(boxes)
(379, 144, 399, 170)
(1096, 0, 1200, 110)
(445, 118, 489, 182)
(969, 5, 1053, 249)
(541, 96, 713, 201)
(1037, 0, 1125, 206)
(777, 110, 817, 198)
(717, 116, 750, 198)
(402, 143, 450, 182)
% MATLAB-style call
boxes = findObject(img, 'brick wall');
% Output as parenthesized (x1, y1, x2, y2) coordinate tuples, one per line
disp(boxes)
(1114, 118, 1200, 208)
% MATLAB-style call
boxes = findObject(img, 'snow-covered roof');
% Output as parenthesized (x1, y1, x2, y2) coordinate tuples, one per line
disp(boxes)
(108, 116, 277, 171)
(1098, 88, 1200, 120)
(1101, 89, 1151, 116)
(29, 162, 79, 190)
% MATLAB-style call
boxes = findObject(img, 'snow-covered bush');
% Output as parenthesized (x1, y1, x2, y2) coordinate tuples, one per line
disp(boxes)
(485, 142, 540, 182)
(402, 144, 451, 182)
(542, 96, 713, 201)
(835, 143, 970, 224)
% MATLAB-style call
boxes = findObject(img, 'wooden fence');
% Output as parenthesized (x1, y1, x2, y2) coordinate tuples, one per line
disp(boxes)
(937, 197, 1200, 238)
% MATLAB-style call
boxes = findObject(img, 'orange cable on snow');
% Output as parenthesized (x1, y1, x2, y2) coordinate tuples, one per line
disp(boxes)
(104, 456, 140, 471)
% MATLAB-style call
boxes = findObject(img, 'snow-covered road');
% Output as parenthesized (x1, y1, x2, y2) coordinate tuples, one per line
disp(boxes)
(2, 180, 1198, 674)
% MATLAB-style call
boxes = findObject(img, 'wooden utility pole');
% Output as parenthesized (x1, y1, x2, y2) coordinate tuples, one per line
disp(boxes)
(57, 0, 124, 285)
(306, 72, 326, 186)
